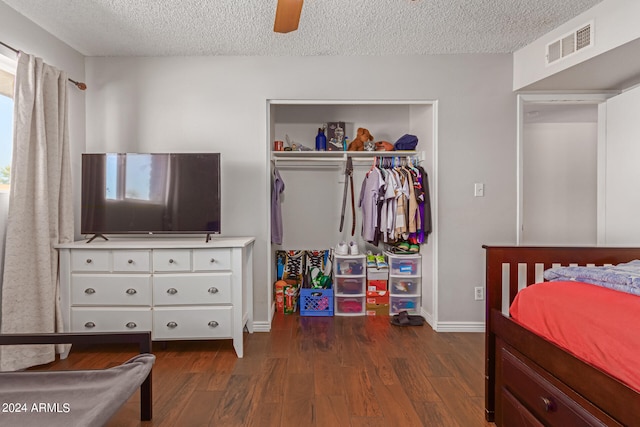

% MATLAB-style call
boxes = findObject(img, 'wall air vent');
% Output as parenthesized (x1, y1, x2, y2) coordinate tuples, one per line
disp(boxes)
(546, 21, 593, 65)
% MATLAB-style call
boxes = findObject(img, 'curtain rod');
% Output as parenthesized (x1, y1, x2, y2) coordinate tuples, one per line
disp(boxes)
(0, 40, 87, 91)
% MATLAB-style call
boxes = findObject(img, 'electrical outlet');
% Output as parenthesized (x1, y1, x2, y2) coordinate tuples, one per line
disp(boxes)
(474, 286, 484, 301)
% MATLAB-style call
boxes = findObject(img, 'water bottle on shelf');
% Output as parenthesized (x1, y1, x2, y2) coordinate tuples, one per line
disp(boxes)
(315, 128, 327, 151)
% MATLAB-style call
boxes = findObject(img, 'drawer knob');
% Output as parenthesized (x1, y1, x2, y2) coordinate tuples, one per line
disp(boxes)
(167, 321, 178, 328)
(540, 397, 556, 412)
(128, 259, 134, 264)
(84, 321, 96, 328)
(208, 321, 219, 328)
(84, 288, 96, 294)
(126, 288, 137, 295)
(126, 322, 137, 329)
(86, 259, 92, 264)
(210, 258, 215, 263)
(167, 288, 178, 295)
(208, 287, 219, 294)
(169, 259, 175, 264)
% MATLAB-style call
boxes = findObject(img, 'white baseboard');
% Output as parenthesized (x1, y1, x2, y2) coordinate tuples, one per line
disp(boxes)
(249, 302, 275, 332)
(434, 321, 485, 333)
(420, 308, 435, 330)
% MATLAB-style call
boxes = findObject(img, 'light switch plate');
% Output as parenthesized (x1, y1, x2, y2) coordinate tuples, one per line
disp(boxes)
(474, 183, 484, 197)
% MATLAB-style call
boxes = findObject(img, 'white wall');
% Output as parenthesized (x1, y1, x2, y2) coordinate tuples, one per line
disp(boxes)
(513, 0, 640, 90)
(85, 54, 517, 326)
(604, 85, 640, 244)
(522, 122, 597, 245)
(0, 2, 86, 237)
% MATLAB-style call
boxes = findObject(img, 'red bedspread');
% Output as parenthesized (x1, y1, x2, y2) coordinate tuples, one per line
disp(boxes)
(510, 280, 640, 392)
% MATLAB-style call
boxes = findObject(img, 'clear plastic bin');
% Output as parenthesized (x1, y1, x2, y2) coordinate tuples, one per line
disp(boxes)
(390, 296, 421, 315)
(387, 253, 421, 276)
(335, 277, 366, 295)
(335, 255, 366, 276)
(389, 277, 420, 295)
(335, 296, 365, 316)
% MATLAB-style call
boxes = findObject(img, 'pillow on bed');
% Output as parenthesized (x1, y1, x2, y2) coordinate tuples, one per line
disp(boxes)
(544, 260, 640, 297)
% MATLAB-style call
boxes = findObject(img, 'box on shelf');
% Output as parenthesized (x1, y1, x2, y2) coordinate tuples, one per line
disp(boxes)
(366, 289, 389, 316)
(367, 267, 389, 281)
(366, 302, 389, 316)
(367, 280, 387, 296)
(326, 121, 346, 151)
(367, 266, 388, 294)
(300, 287, 334, 316)
(366, 289, 389, 304)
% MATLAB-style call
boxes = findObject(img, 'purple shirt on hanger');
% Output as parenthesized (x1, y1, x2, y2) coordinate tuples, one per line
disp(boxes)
(271, 168, 285, 244)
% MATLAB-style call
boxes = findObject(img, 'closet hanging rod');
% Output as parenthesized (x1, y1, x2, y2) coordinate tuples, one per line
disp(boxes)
(273, 156, 345, 163)
(0, 40, 87, 90)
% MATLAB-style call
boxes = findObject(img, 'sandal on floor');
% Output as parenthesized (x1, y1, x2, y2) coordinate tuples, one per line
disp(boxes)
(390, 310, 425, 326)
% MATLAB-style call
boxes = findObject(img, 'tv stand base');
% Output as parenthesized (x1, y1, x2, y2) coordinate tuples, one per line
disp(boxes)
(86, 234, 109, 243)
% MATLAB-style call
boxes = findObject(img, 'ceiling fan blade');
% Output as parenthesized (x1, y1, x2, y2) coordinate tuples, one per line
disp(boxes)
(274, 0, 304, 33)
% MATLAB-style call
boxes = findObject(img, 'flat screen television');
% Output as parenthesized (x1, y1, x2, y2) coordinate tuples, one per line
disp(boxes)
(81, 153, 221, 239)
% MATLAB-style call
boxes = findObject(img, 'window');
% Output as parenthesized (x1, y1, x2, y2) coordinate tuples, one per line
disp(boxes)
(0, 54, 16, 192)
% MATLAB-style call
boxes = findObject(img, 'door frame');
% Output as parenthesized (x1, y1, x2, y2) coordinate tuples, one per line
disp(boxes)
(516, 93, 617, 245)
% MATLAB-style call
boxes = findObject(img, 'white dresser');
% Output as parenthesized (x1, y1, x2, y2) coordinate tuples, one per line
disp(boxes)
(56, 237, 255, 358)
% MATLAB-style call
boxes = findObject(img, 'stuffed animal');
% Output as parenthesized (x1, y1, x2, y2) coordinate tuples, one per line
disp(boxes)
(348, 127, 374, 151)
(375, 141, 394, 151)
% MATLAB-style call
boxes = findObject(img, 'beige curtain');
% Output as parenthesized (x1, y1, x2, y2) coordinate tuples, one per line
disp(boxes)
(0, 53, 74, 371)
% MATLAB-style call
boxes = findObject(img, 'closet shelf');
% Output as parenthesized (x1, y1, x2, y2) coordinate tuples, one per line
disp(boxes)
(271, 151, 420, 163)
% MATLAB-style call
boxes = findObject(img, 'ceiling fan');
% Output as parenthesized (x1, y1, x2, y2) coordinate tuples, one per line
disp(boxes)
(273, 0, 304, 33)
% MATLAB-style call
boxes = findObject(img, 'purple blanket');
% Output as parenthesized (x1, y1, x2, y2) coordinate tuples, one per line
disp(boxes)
(544, 260, 640, 296)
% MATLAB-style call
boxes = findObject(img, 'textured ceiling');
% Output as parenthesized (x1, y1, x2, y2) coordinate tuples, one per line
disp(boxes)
(1, 0, 603, 57)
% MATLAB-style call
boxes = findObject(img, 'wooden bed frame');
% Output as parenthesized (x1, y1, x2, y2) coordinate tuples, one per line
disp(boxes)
(484, 246, 640, 426)
(0, 331, 153, 421)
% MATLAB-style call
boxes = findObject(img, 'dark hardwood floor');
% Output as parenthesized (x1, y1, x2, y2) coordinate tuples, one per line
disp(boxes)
(40, 314, 493, 427)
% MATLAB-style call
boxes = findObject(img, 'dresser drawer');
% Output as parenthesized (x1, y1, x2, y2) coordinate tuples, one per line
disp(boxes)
(193, 248, 231, 271)
(113, 250, 151, 272)
(153, 273, 232, 305)
(71, 307, 152, 332)
(153, 249, 191, 272)
(501, 348, 614, 427)
(71, 250, 110, 272)
(502, 388, 545, 427)
(153, 307, 232, 339)
(71, 274, 152, 306)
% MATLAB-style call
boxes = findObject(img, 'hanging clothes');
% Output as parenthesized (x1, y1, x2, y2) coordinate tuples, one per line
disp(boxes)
(417, 165, 433, 243)
(357, 156, 432, 247)
(359, 166, 384, 242)
(271, 167, 285, 244)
